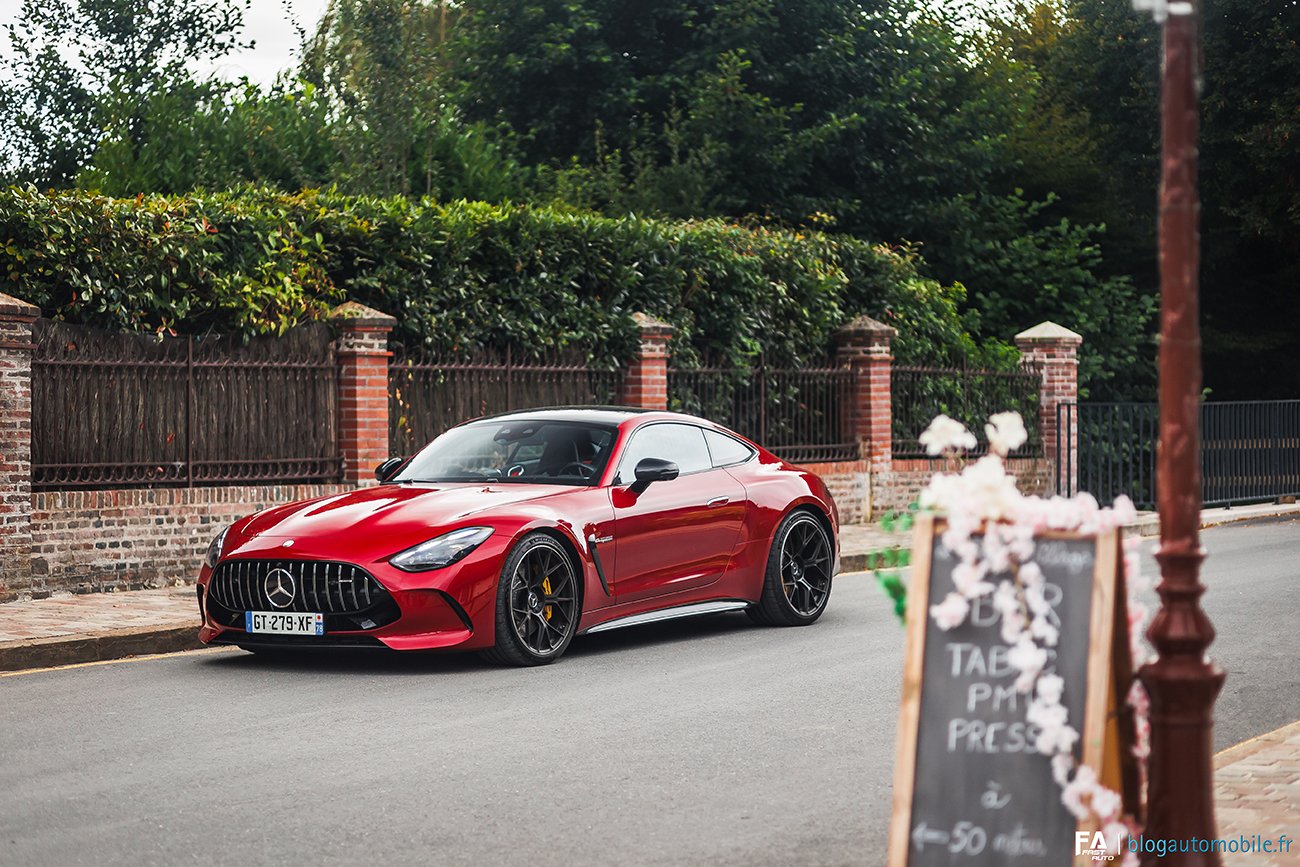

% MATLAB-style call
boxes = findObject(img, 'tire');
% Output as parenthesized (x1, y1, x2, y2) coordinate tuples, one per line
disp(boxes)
(481, 533, 581, 666)
(747, 509, 834, 627)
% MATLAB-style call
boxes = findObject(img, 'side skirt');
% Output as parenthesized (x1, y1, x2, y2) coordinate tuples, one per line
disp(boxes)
(581, 599, 751, 635)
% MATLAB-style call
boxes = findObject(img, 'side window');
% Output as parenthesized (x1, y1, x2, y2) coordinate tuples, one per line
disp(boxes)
(704, 429, 756, 467)
(617, 423, 712, 481)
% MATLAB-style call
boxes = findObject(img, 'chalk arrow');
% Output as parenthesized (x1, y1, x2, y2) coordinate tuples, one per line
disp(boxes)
(911, 822, 950, 851)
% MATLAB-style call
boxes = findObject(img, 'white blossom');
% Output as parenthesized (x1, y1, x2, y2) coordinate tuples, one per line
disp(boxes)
(1093, 789, 1123, 823)
(919, 414, 978, 456)
(1061, 765, 1098, 820)
(1007, 634, 1047, 692)
(992, 581, 1024, 643)
(985, 411, 1028, 456)
(1051, 754, 1074, 787)
(952, 559, 994, 599)
(930, 592, 970, 631)
(1037, 673, 1065, 704)
(960, 455, 1023, 520)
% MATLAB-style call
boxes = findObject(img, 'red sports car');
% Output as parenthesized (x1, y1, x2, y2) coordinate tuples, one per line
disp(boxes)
(197, 407, 839, 665)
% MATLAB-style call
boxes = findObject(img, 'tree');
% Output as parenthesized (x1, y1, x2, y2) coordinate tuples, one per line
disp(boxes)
(297, 0, 526, 200)
(0, 0, 251, 186)
(450, 0, 1151, 395)
(991, 0, 1300, 399)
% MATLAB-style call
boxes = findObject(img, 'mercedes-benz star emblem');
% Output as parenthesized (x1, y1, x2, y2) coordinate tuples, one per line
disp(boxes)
(264, 568, 296, 609)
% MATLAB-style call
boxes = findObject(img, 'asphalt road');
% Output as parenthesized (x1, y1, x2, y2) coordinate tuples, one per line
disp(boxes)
(1, 518, 1296, 867)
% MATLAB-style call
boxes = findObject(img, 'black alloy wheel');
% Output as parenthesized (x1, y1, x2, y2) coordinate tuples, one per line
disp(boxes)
(749, 510, 834, 626)
(483, 533, 581, 666)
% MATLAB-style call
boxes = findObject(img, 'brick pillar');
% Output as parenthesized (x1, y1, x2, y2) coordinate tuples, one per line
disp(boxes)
(621, 312, 675, 410)
(1015, 321, 1082, 494)
(836, 315, 896, 471)
(0, 292, 39, 600)
(331, 302, 397, 486)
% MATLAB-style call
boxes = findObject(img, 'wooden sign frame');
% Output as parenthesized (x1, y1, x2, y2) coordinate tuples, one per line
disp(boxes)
(887, 514, 1139, 866)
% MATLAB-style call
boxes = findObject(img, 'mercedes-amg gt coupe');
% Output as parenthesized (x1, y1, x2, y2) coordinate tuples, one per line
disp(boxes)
(197, 407, 840, 665)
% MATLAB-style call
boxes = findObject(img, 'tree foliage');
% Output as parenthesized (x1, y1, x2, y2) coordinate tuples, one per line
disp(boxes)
(0, 0, 251, 186)
(449, 0, 1150, 395)
(0, 186, 989, 369)
(987, 0, 1300, 398)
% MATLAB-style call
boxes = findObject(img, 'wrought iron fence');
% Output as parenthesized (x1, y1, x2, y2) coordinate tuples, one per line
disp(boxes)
(1055, 402, 1158, 507)
(389, 348, 625, 455)
(892, 364, 1043, 458)
(667, 361, 857, 463)
(1057, 400, 1300, 508)
(31, 320, 340, 489)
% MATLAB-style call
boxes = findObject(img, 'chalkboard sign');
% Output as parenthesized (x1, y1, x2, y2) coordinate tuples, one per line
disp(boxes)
(887, 515, 1134, 867)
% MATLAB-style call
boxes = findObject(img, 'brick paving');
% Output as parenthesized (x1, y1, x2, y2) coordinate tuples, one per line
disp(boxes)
(1214, 719, 1300, 866)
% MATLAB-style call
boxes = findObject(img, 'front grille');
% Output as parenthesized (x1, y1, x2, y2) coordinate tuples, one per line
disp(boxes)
(210, 559, 389, 615)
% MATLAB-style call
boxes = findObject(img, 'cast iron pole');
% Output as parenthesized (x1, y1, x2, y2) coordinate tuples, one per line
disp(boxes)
(1138, 1, 1224, 864)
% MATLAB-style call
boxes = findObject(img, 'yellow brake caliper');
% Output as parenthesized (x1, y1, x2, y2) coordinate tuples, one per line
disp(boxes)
(542, 575, 553, 620)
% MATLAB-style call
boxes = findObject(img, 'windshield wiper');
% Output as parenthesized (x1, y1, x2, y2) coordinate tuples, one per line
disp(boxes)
(397, 474, 510, 484)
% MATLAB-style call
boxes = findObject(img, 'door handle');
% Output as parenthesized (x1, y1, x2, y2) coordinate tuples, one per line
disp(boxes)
(706, 496, 730, 508)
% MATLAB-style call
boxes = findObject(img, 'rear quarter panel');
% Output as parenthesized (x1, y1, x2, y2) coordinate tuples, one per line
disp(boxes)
(723, 451, 841, 596)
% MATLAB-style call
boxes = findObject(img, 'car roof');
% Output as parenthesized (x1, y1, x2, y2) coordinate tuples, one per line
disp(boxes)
(465, 405, 716, 429)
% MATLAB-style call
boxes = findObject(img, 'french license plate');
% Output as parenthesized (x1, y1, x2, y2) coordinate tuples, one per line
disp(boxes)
(245, 611, 324, 636)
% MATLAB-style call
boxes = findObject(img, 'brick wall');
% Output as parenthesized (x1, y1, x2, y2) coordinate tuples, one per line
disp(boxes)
(797, 459, 871, 524)
(0, 294, 38, 601)
(871, 457, 1056, 515)
(21, 484, 348, 600)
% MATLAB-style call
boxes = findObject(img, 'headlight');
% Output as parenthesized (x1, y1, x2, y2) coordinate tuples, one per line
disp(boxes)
(204, 526, 229, 569)
(390, 527, 494, 572)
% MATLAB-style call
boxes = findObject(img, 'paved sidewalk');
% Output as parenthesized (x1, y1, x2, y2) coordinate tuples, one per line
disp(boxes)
(1215, 718, 1300, 866)
(0, 586, 199, 671)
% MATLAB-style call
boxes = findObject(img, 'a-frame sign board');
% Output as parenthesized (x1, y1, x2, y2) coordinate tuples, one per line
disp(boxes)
(888, 515, 1141, 866)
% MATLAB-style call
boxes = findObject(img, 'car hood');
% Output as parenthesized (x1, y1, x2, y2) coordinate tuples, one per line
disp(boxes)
(237, 483, 566, 546)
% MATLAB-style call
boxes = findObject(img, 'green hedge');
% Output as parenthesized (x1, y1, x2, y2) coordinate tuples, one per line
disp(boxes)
(0, 186, 991, 367)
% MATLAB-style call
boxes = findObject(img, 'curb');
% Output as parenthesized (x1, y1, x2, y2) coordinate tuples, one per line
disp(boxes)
(0, 623, 202, 673)
(1128, 503, 1300, 537)
(1213, 718, 1300, 770)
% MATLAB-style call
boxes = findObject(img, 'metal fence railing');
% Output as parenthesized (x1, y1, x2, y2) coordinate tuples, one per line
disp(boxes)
(31, 320, 340, 488)
(892, 364, 1043, 458)
(1057, 400, 1300, 508)
(388, 349, 625, 456)
(667, 361, 857, 464)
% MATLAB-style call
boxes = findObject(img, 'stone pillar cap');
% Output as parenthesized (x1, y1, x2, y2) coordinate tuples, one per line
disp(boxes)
(0, 291, 40, 322)
(1014, 321, 1082, 344)
(835, 314, 896, 339)
(632, 312, 675, 335)
(329, 301, 396, 330)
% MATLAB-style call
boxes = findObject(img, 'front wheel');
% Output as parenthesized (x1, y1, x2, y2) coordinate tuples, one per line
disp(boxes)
(748, 510, 834, 626)
(481, 533, 581, 666)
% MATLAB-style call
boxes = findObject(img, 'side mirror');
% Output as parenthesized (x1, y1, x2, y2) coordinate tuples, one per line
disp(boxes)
(375, 457, 405, 483)
(629, 457, 679, 494)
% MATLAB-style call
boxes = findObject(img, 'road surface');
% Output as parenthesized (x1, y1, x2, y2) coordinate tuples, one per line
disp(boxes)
(1, 518, 1295, 866)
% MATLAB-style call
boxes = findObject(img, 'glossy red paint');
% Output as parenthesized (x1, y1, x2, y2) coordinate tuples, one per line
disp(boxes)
(197, 408, 840, 654)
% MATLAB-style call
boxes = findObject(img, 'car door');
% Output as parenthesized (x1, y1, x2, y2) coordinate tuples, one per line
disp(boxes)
(608, 422, 748, 603)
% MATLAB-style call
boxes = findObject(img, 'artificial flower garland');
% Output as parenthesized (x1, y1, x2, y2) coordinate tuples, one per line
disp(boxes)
(917, 412, 1152, 866)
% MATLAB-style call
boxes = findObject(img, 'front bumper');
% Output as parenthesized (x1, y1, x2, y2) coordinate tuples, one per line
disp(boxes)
(197, 542, 509, 652)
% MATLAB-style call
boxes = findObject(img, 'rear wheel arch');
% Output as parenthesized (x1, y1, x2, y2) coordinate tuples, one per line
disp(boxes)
(776, 499, 835, 555)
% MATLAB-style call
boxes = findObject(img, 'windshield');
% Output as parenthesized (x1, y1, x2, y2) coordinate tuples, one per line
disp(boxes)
(394, 420, 618, 486)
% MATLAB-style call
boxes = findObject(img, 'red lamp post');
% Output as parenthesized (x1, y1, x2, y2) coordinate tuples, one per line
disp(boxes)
(1133, 1, 1225, 864)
